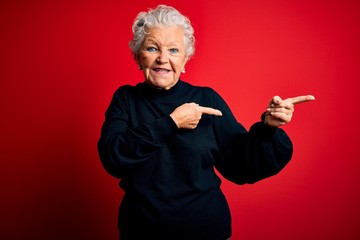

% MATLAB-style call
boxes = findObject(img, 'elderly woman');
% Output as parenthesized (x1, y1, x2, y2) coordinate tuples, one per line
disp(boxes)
(98, 5, 314, 240)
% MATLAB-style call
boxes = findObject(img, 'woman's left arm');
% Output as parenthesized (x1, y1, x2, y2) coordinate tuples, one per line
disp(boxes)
(212, 92, 314, 184)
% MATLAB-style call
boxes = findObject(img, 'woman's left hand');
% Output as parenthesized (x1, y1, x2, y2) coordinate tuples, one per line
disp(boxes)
(264, 95, 315, 127)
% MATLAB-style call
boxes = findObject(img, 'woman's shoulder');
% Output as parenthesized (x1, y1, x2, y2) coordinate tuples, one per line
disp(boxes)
(113, 82, 144, 95)
(115, 83, 138, 92)
(106, 84, 140, 106)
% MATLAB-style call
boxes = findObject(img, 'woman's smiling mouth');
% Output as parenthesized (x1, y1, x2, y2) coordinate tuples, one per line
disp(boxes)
(152, 68, 171, 74)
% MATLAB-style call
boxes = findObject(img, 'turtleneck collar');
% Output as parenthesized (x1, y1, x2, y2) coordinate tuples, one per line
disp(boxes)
(139, 79, 186, 98)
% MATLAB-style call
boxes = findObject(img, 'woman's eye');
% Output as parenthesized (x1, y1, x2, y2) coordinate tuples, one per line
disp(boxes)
(169, 48, 179, 54)
(146, 47, 157, 52)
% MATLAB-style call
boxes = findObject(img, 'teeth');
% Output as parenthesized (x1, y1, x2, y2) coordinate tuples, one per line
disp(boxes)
(154, 68, 169, 72)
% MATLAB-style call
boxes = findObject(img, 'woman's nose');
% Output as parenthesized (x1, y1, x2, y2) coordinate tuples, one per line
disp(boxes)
(156, 51, 169, 63)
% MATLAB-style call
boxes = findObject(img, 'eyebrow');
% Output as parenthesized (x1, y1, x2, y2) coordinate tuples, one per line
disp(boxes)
(144, 38, 181, 46)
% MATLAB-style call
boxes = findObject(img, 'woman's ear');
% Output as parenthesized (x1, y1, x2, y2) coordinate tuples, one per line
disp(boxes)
(133, 53, 140, 64)
(185, 56, 190, 64)
(133, 53, 142, 70)
(182, 56, 190, 70)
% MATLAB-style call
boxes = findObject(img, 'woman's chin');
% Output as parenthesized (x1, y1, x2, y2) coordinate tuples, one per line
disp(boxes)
(146, 78, 178, 90)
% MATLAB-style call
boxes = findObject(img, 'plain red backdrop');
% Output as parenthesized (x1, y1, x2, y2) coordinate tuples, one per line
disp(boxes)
(1, 0, 359, 239)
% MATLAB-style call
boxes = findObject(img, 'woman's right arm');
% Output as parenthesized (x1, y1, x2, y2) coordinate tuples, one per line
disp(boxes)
(97, 87, 178, 179)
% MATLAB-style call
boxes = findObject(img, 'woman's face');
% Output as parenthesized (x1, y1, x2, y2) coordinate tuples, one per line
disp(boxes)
(136, 26, 189, 90)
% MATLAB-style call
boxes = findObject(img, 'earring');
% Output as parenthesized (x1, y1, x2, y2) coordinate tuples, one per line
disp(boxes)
(138, 65, 143, 70)
(181, 67, 185, 73)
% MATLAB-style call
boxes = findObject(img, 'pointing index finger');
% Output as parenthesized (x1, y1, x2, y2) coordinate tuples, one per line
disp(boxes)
(198, 106, 223, 116)
(287, 95, 315, 105)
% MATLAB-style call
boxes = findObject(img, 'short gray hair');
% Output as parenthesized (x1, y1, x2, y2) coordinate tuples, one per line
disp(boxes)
(129, 5, 195, 58)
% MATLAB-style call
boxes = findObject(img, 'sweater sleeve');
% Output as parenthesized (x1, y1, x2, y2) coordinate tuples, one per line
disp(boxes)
(211, 90, 293, 184)
(97, 87, 178, 179)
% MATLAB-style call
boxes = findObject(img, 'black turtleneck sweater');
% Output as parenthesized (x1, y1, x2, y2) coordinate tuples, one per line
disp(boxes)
(97, 80, 293, 240)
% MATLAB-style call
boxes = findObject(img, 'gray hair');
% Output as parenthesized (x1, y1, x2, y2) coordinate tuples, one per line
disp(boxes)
(129, 5, 195, 58)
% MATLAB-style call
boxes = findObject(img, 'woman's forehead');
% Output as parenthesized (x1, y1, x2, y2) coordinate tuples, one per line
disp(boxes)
(143, 27, 185, 45)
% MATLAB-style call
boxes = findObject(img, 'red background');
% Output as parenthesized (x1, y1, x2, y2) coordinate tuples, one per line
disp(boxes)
(1, 0, 359, 239)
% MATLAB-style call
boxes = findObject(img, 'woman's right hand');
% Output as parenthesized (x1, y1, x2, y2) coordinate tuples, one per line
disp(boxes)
(170, 102, 222, 129)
